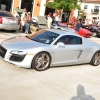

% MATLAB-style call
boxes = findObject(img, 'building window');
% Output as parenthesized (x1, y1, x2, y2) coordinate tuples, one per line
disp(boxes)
(0, 0, 12, 11)
(94, 6, 99, 12)
(84, 5, 88, 9)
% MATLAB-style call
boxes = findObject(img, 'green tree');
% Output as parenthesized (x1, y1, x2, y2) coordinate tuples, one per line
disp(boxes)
(45, 0, 80, 10)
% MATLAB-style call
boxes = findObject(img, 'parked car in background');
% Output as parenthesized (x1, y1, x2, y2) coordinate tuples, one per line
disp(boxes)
(0, 10, 20, 32)
(0, 29, 100, 71)
(51, 22, 73, 31)
(78, 28, 93, 38)
(81, 24, 100, 37)
(61, 22, 93, 38)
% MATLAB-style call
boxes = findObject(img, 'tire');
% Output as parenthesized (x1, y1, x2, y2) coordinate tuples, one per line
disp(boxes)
(32, 52, 51, 71)
(92, 32, 97, 37)
(90, 51, 100, 66)
(11, 30, 16, 32)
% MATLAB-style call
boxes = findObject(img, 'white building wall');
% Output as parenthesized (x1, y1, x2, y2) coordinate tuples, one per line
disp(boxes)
(39, 0, 46, 16)
(74, 2, 100, 21)
(81, 3, 100, 21)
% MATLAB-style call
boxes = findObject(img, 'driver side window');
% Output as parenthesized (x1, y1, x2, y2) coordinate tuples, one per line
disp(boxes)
(54, 35, 82, 45)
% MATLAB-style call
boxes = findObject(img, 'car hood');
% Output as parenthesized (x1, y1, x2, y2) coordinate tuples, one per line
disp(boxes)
(1, 36, 48, 50)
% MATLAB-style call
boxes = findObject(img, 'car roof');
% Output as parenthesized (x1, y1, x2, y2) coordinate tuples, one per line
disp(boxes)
(46, 29, 80, 36)
(0, 10, 14, 16)
(28, 29, 82, 40)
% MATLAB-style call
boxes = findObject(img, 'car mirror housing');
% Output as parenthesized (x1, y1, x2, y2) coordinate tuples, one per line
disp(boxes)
(56, 42, 65, 47)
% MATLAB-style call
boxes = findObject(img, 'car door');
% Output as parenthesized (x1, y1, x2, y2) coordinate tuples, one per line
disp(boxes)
(53, 35, 84, 65)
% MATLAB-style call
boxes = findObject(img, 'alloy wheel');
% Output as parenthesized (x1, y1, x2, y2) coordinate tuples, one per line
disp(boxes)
(33, 52, 51, 71)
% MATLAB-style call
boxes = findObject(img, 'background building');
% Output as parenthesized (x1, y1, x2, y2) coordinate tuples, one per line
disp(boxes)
(73, 0, 100, 21)
(81, 0, 100, 21)
(0, 0, 47, 18)
(1, 0, 99, 22)
(0, 0, 73, 22)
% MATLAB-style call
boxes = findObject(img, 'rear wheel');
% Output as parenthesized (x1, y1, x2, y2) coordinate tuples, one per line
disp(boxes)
(32, 52, 51, 71)
(90, 51, 100, 66)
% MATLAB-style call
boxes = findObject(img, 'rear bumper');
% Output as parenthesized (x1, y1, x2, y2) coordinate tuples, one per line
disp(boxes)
(0, 24, 20, 30)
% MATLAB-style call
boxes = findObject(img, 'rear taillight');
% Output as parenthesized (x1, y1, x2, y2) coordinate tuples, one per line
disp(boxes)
(0, 17, 2, 24)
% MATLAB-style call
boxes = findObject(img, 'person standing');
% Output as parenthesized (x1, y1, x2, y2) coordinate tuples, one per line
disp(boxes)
(47, 13, 52, 28)
(52, 13, 57, 25)
(55, 14, 61, 25)
(71, 16, 76, 25)
(75, 20, 81, 32)
(20, 9, 27, 32)
(88, 19, 92, 25)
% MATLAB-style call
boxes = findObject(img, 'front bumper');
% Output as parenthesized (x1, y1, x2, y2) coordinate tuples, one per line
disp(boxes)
(0, 24, 20, 30)
(0, 45, 34, 68)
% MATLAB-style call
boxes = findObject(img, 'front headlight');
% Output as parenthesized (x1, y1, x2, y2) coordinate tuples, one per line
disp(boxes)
(10, 51, 27, 55)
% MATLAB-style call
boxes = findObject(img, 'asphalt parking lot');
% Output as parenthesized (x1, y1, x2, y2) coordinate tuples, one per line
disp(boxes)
(0, 31, 100, 100)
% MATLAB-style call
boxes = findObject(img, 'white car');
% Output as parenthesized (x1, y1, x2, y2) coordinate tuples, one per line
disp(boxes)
(0, 29, 100, 71)
(0, 10, 20, 32)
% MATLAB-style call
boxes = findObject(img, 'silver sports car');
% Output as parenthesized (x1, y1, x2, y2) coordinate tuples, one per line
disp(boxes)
(0, 29, 100, 71)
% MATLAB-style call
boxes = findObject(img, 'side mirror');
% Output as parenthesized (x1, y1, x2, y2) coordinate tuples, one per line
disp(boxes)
(56, 42, 65, 47)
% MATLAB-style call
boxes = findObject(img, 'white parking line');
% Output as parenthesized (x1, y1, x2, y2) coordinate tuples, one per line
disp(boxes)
(29, 72, 73, 96)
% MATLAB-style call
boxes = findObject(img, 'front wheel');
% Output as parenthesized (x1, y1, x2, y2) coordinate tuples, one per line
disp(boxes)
(90, 51, 100, 66)
(32, 52, 51, 71)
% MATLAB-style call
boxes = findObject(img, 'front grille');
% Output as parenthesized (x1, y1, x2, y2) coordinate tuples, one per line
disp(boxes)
(10, 54, 26, 62)
(0, 45, 7, 58)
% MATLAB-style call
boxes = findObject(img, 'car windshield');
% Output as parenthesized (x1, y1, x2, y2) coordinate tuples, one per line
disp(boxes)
(27, 30, 59, 44)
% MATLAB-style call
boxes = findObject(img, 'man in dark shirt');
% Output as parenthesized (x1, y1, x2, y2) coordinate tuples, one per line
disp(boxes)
(76, 20, 81, 32)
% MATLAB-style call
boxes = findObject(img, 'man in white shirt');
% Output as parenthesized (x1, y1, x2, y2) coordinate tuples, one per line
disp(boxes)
(20, 9, 27, 32)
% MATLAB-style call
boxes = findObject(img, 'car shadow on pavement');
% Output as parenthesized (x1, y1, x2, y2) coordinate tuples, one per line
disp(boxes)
(70, 84, 95, 100)
(50, 64, 89, 69)
(0, 30, 25, 34)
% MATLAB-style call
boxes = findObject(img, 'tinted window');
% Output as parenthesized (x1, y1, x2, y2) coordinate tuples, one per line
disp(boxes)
(0, 12, 14, 17)
(30, 31, 59, 44)
(54, 35, 82, 45)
